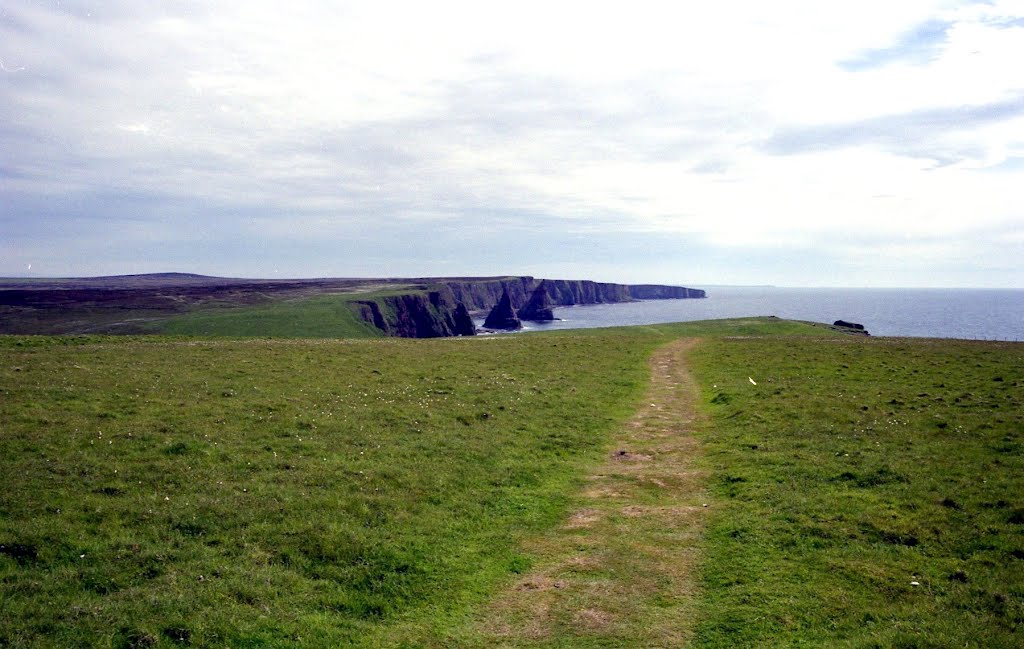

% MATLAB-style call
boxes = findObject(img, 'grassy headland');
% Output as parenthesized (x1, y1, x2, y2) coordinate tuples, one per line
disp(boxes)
(150, 294, 387, 338)
(0, 276, 423, 337)
(1, 319, 1021, 647)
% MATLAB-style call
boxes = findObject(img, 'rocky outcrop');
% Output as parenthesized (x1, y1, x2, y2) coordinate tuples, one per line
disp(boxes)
(483, 290, 522, 330)
(518, 281, 557, 321)
(833, 320, 870, 336)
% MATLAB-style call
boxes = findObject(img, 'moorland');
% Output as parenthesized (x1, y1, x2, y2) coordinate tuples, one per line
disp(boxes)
(1, 306, 1021, 646)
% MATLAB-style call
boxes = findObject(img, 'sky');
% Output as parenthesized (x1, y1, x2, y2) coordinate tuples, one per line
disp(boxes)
(2, 1, 1022, 287)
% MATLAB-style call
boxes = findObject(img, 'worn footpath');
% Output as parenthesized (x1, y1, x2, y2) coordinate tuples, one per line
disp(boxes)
(475, 338, 709, 647)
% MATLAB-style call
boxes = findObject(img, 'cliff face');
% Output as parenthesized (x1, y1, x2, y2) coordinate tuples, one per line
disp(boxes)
(628, 285, 706, 299)
(443, 278, 533, 310)
(544, 279, 631, 305)
(445, 277, 634, 309)
(353, 286, 476, 338)
(352, 276, 704, 338)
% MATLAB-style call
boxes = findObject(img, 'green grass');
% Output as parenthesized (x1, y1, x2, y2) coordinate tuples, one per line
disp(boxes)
(2, 319, 1021, 647)
(0, 330, 672, 647)
(150, 294, 385, 338)
(688, 335, 1024, 647)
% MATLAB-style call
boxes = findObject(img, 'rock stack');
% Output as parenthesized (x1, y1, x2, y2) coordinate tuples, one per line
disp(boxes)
(517, 281, 557, 321)
(452, 303, 476, 336)
(483, 289, 522, 330)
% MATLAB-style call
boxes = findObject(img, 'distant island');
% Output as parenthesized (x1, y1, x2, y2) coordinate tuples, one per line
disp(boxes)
(0, 274, 705, 338)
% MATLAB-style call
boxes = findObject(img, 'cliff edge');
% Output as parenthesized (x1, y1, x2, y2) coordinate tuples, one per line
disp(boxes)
(352, 276, 704, 338)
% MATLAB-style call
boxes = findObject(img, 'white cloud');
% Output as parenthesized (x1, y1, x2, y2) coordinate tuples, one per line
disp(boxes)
(1, 0, 1022, 286)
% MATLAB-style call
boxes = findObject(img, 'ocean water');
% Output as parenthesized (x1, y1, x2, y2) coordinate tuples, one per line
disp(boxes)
(480, 287, 1024, 340)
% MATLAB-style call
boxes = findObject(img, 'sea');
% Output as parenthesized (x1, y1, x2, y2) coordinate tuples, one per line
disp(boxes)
(478, 287, 1024, 340)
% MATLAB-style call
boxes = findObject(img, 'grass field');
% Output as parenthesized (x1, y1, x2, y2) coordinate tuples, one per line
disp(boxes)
(2, 320, 1022, 647)
(150, 294, 386, 338)
(0, 329, 667, 647)
(687, 334, 1024, 647)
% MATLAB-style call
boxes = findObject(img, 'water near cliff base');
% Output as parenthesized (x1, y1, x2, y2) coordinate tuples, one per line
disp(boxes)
(478, 287, 1024, 340)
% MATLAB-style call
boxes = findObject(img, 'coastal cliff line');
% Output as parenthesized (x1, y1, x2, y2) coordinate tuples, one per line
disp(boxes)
(0, 273, 704, 337)
(352, 277, 705, 338)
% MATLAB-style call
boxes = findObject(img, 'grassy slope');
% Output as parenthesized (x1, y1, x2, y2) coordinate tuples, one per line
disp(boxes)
(2, 320, 1021, 647)
(687, 335, 1024, 647)
(0, 330, 667, 647)
(150, 294, 386, 338)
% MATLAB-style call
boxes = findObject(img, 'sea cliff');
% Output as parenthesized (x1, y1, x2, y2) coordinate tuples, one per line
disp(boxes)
(352, 277, 705, 338)
(352, 286, 476, 338)
(0, 273, 704, 337)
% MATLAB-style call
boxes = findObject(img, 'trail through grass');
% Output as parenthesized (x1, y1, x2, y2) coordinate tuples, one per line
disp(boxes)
(470, 338, 708, 647)
(4, 320, 1019, 647)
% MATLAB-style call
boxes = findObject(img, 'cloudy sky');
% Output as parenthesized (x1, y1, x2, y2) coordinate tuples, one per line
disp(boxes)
(2, 1, 1022, 287)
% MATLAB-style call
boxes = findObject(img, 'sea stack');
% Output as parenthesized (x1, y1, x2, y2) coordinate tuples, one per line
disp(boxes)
(483, 290, 522, 330)
(518, 281, 557, 321)
(452, 303, 477, 336)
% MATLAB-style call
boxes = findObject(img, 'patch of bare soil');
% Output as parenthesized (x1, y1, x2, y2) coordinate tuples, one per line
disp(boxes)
(474, 338, 708, 647)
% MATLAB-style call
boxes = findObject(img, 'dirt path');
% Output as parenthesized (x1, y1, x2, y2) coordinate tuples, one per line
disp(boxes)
(475, 338, 708, 647)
